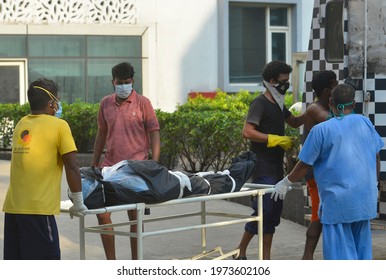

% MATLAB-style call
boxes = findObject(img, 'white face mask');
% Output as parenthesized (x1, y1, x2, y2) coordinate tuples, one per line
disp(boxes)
(115, 83, 133, 99)
(263, 80, 285, 111)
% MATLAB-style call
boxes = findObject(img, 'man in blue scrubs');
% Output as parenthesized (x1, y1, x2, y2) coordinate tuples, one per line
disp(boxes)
(271, 83, 384, 259)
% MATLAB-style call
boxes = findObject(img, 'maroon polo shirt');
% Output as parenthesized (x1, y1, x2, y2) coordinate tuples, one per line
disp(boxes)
(97, 90, 160, 167)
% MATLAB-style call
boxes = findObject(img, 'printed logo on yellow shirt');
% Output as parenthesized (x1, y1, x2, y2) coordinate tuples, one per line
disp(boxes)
(19, 129, 32, 146)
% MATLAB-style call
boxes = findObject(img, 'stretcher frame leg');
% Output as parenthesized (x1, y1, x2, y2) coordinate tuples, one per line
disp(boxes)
(200, 201, 207, 253)
(79, 216, 85, 260)
(257, 193, 263, 259)
(136, 203, 145, 260)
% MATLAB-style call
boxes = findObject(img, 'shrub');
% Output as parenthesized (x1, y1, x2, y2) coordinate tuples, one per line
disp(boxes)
(156, 109, 179, 169)
(158, 109, 249, 172)
(157, 90, 258, 172)
(61, 101, 99, 153)
(181, 89, 257, 112)
(0, 102, 98, 153)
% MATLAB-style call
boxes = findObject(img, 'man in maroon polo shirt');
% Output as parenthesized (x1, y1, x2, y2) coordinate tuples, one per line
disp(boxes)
(92, 62, 160, 260)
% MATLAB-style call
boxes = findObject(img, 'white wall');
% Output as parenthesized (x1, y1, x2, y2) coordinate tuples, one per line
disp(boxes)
(137, 0, 219, 112)
(0, 0, 315, 112)
(300, 0, 314, 50)
(137, 0, 314, 112)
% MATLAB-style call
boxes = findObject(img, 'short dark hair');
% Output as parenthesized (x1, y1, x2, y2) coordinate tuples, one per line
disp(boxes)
(112, 62, 135, 80)
(28, 78, 59, 110)
(262, 61, 292, 82)
(312, 70, 337, 97)
(331, 84, 355, 107)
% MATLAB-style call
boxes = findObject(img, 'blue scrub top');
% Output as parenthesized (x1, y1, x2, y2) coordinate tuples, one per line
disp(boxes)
(299, 114, 384, 224)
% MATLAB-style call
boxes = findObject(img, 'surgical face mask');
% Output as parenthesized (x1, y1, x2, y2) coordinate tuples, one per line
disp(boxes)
(274, 81, 290, 95)
(115, 83, 133, 99)
(54, 101, 62, 118)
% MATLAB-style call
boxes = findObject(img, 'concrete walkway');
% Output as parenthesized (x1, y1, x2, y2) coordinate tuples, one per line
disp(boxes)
(0, 159, 385, 260)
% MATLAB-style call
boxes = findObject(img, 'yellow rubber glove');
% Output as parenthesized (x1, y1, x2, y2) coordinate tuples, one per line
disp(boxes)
(267, 134, 292, 151)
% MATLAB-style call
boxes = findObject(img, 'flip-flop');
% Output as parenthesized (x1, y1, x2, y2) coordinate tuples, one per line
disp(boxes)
(232, 254, 247, 260)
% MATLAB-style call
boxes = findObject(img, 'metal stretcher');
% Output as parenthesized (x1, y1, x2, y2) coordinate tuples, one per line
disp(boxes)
(60, 183, 274, 260)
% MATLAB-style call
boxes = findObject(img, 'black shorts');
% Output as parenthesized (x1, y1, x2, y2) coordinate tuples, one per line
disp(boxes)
(3, 213, 60, 260)
(244, 176, 283, 235)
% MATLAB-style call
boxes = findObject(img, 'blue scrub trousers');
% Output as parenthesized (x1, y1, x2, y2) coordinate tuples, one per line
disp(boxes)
(322, 220, 372, 260)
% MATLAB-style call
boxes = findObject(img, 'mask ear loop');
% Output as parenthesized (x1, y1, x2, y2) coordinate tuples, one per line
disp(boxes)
(331, 101, 354, 120)
(33, 86, 59, 103)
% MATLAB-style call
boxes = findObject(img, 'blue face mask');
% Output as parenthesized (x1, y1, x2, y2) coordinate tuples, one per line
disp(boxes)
(54, 101, 62, 118)
(115, 83, 133, 99)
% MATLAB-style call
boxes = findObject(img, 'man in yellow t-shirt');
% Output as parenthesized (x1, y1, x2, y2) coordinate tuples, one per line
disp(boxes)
(2, 78, 87, 260)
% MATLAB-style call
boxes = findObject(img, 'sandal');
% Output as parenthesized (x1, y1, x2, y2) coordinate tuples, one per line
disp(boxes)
(232, 254, 247, 260)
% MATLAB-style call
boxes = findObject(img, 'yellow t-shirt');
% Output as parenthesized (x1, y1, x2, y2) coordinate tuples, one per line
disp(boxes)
(2, 114, 77, 215)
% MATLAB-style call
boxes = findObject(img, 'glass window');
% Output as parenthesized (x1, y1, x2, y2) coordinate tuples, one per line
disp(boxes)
(228, 3, 290, 85)
(229, 4, 266, 83)
(270, 8, 287, 26)
(87, 59, 115, 103)
(0, 36, 26, 57)
(28, 36, 85, 57)
(271, 32, 286, 61)
(0, 66, 20, 103)
(0, 35, 143, 104)
(29, 58, 86, 103)
(129, 58, 143, 95)
(87, 36, 141, 57)
(325, 1, 344, 63)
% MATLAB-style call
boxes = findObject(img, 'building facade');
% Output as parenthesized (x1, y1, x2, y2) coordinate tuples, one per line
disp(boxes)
(0, 0, 312, 111)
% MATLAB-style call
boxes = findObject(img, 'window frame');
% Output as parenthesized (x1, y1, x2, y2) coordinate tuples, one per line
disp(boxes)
(219, 0, 300, 93)
(0, 59, 28, 104)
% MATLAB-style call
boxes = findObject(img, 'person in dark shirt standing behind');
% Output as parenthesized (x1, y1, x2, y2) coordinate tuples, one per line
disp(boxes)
(234, 61, 305, 260)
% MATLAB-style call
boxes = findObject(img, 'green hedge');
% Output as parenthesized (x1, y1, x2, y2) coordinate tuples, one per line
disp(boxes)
(0, 101, 99, 153)
(0, 103, 30, 151)
(157, 108, 249, 172)
(61, 102, 99, 153)
(0, 90, 301, 174)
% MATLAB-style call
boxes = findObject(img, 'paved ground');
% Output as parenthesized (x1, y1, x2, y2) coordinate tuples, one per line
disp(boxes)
(0, 159, 385, 260)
